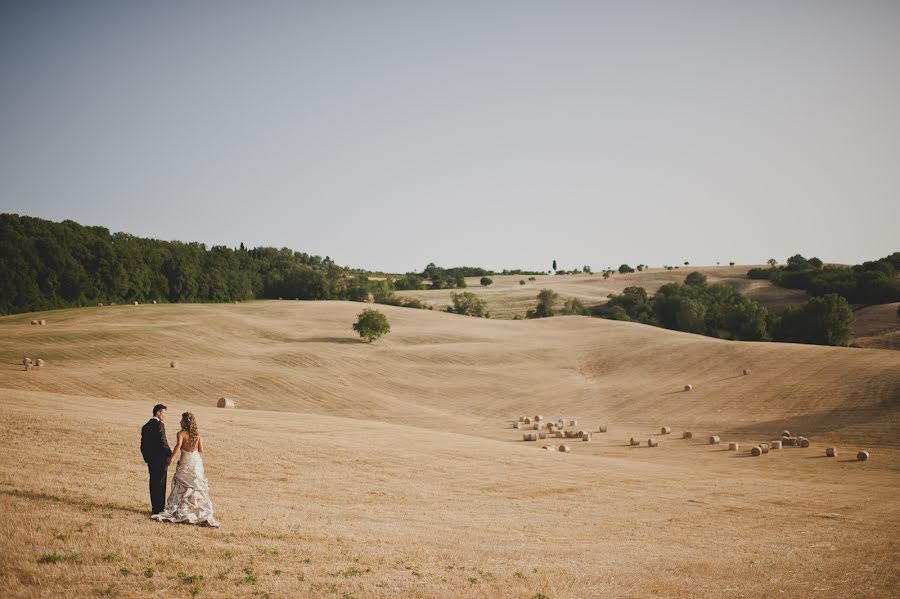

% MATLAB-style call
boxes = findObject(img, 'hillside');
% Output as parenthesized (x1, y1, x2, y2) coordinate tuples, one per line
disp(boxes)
(1, 302, 898, 598)
(394, 266, 807, 319)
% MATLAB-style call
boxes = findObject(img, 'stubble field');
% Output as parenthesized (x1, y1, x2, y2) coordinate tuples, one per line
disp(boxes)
(1, 299, 898, 598)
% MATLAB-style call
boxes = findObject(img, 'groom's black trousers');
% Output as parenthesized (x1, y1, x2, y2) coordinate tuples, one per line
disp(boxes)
(148, 462, 168, 514)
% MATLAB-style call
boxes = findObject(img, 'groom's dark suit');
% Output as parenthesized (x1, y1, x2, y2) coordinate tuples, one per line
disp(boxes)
(141, 417, 172, 514)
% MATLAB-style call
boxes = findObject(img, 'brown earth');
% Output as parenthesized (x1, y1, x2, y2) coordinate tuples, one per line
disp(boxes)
(1, 301, 898, 598)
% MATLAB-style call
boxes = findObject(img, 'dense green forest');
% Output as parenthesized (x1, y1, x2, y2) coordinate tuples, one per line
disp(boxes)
(0, 214, 524, 315)
(747, 253, 900, 304)
(0, 213, 372, 314)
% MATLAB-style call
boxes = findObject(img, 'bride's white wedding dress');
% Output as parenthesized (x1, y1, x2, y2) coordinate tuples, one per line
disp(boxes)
(151, 449, 220, 527)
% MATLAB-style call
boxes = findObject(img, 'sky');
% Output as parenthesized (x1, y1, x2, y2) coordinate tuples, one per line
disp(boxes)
(1, 1, 898, 273)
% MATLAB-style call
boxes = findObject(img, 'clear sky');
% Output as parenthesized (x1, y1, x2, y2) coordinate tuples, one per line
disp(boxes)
(1, 1, 898, 273)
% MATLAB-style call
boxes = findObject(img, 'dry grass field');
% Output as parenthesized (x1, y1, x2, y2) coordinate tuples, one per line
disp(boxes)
(851, 303, 900, 350)
(2, 301, 899, 598)
(393, 265, 809, 319)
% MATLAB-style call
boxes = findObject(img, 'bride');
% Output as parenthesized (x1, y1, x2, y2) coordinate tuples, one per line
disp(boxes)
(151, 412, 220, 527)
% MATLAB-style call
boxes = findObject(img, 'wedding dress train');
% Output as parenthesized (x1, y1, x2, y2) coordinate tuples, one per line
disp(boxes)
(151, 450, 219, 527)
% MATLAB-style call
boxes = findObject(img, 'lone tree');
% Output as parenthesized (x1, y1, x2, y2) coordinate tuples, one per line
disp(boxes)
(352, 308, 391, 342)
(767, 258, 777, 267)
(480, 276, 493, 287)
(552, 259, 557, 272)
(618, 264, 634, 274)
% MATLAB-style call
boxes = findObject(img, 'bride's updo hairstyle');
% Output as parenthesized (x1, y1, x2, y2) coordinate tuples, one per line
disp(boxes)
(181, 412, 199, 442)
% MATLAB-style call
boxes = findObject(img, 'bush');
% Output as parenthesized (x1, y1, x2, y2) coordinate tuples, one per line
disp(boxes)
(729, 262, 735, 266)
(618, 264, 634, 274)
(685, 271, 707, 287)
(519, 279, 526, 285)
(480, 276, 493, 287)
(526, 289, 558, 318)
(561, 297, 586, 315)
(352, 309, 391, 342)
(447, 292, 487, 317)
(392, 273, 425, 291)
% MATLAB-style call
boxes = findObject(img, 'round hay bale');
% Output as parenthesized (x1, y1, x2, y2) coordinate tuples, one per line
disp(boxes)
(133, 301, 139, 306)
(535, 415, 544, 422)
(30, 319, 37, 325)
(684, 384, 693, 392)
(800, 438, 810, 448)
(771, 440, 782, 450)
(760, 442, 769, 454)
(522, 432, 536, 441)
(558, 445, 571, 453)
(170, 361, 178, 369)
(38, 319, 46, 325)
(751, 446, 763, 456)
(568, 419, 578, 427)
(513, 422, 520, 429)
(217, 397, 235, 409)
(661, 426, 672, 435)
(728, 442, 739, 451)
(708, 435, 720, 444)
(647, 438, 658, 447)
(98, 303, 104, 307)
(542, 445, 556, 451)
(24, 363, 32, 371)
(555, 431, 565, 438)
(597, 424, 608, 433)
(857, 451, 869, 462)
(152, 300, 157, 304)
(781, 430, 791, 438)
(742, 368, 751, 375)
(581, 431, 592, 442)
(34, 358, 45, 367)
(630, 437, 640, 446)
(539, 432, 547, 439)
(826, 447, 837, 457)
(523, 417, 532, 424)
(22, 357, 32, 366)
(682, 431, 693, 439)
(533, 422, 542, 430)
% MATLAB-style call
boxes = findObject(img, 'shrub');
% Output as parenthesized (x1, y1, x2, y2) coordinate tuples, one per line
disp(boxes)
(526, 289, 558, 318)
(519, 280, 526, 285)
(447, 292, 487, 317)
(685, 271, 707, 287)
(582, 265, 592, 274)
(528, 276, 536, 281)
(729, 262, 735, 266)
(479, 277, 493, 287)
(352, 309, 391, 342)
(561, 297, 586, 315)
(618, 264, 634, 274)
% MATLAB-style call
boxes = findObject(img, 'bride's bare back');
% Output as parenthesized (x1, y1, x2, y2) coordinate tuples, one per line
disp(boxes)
(172, 430, 203, 455)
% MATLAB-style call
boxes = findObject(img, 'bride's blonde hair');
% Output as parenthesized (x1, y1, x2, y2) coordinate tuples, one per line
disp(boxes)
(180, 412, 199, 443)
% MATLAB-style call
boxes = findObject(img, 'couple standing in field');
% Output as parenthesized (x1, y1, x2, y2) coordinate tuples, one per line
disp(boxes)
(140, 403, 220, 527)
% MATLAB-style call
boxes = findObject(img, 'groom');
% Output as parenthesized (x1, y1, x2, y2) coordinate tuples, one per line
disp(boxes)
(141, 404, 172, 515)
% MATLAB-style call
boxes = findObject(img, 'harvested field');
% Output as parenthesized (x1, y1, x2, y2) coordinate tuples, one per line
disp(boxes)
(1, 301, 899, 598)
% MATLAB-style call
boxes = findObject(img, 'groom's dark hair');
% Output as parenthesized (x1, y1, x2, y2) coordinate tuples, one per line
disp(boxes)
(152, 404, 167, 416)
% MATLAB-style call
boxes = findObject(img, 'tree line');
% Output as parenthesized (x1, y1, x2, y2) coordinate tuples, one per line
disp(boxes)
(0, 213, 371, 314)
(528, 271, 856, 346)
(747, 253, 900, 305)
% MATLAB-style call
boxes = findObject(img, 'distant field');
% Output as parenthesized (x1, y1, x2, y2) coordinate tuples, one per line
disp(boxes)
(394, 265, 807, 319)
(1, 301, 898, 597)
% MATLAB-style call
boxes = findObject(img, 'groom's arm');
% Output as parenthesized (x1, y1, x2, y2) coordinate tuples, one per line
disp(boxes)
(158, 422, 172, 461)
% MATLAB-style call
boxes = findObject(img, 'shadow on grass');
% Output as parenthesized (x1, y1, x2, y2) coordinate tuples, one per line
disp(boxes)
(295, 337, 365, 345)
(0, 488, 147, 516)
